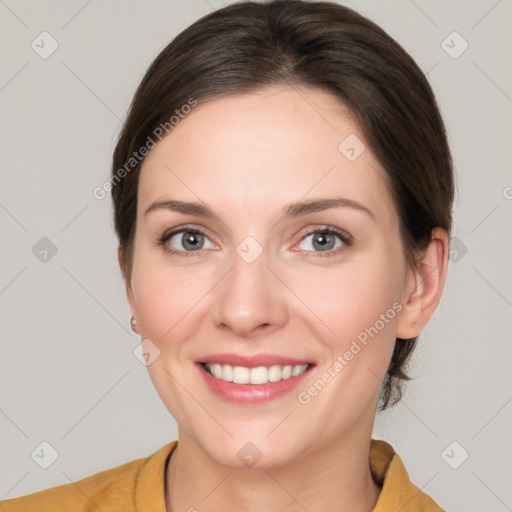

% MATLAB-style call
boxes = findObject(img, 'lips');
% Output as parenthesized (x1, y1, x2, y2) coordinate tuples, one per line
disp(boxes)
(196, 353, 313, 368)
(197, 360, 314, 404)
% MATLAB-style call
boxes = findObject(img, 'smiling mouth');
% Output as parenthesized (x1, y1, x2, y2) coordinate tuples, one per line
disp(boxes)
(200, 362, 313, 385)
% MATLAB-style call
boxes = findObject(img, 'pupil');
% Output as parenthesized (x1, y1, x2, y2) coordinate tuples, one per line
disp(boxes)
(184, 232, 202, 250)
(314, 233, 333, 251)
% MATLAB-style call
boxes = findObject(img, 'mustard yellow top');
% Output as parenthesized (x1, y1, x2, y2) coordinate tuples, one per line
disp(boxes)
(0, 438, 445, 511)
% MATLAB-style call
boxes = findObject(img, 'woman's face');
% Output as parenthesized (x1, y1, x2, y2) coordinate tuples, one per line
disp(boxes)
(125, 84, 417, 468)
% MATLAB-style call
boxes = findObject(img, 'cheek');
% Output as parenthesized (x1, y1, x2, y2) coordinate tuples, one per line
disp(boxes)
(299, 249, 404, 356)
(130, 260, 208, 416)
(130, 247, 214, 349)
(133, 273, 207, 344)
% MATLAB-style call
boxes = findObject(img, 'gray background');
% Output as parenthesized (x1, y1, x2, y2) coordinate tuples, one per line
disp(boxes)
(1, 0, 511, 510)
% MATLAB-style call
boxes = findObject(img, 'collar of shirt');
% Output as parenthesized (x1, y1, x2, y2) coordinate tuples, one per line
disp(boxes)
(134, 438, 445, 512)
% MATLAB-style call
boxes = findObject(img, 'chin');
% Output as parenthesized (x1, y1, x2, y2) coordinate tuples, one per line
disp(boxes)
(198, 433, 302, 470)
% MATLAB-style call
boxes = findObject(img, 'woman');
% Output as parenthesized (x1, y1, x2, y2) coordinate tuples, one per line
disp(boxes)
(1, 0, 452, 510)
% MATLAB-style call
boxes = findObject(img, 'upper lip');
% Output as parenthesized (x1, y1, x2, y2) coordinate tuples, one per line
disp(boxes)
(197, 353, 314, 368)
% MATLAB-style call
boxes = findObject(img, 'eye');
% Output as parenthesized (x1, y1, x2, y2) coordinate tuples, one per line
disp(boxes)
(157, 225, 353, 258)
(158, 225, 215, 256)
(295, 227, 352, 257)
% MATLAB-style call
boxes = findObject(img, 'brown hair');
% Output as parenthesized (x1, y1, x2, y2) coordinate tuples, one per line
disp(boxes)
(111, 0, 454, 410)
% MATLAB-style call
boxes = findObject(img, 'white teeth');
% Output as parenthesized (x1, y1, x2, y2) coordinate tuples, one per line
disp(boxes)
(268, 365, 283, 382)
(211, 363, 223, 379)
(233, 366, 249, 384)
(292, 365, 305, 376)
(282, 365, 293, 379)
(204, 363, 309, 384)
(222, 364, 233, 382)
(249, 366, 268, 385)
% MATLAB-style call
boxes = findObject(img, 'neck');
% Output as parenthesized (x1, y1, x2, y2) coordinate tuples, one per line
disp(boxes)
(165, 427, 382, 512)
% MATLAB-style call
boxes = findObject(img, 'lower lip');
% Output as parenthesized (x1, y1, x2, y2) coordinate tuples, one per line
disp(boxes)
(196, 363, 314, 404)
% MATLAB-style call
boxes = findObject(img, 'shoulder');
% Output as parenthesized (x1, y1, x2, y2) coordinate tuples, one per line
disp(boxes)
(370, 438, 446, 512)
(0, 441, 177, 512)
(0, 458, 142, 512)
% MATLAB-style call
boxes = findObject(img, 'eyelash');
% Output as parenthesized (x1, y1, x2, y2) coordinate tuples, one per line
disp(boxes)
(156, 224, 353, 258)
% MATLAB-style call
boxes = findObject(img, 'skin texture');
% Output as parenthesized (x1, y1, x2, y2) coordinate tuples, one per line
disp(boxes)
(120, 84, 449, 511)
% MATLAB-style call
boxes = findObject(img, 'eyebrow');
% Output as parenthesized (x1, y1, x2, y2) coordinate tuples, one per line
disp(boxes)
(144, 197, 376, 222)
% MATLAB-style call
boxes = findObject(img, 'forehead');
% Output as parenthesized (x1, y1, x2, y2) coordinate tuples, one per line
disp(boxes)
(137, 85, 397, 228)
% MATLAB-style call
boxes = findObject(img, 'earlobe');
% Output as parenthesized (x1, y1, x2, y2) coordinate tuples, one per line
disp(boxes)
(130, 315, 139, 334)
(118, 244, 139, 334)
(396, 228, 449, 339)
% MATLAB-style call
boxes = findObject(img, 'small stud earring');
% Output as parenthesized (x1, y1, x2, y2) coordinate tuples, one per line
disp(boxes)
(131, 315, 138, 326)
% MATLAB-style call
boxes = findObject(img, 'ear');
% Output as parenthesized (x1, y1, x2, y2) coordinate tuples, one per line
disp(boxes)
(396, 227, 449, 339)
(118, 245, 139, 335)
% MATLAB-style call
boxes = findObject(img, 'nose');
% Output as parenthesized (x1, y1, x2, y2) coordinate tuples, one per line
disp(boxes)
(211, 248, 287, 339)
